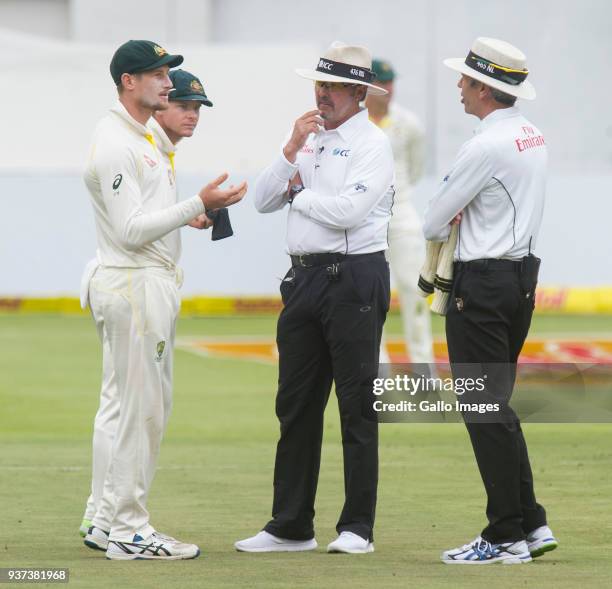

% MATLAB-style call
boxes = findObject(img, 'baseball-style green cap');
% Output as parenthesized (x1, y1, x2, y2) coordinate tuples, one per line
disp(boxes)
(168, 69, 213, 107)
(110, 40, 183, 85)
(372, 58, 396, 83)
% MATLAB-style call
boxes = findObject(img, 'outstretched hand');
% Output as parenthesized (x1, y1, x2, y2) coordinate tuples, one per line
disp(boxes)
(199, 173, 247, 210)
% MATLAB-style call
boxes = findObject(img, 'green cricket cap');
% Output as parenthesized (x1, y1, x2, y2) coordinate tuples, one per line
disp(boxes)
(110, 40, 183, 85)
(168, 69, 213, 107)
(372, 58, 396, 82)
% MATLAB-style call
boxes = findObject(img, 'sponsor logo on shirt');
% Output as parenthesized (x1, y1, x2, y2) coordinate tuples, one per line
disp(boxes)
(443, 174, 450, 182)
(332, 148, 350, 157)
(355, 183, 368, 193)
(143, 154, 158, 168)
(515, 126, 546, 152)
(299, 145, 314, 153)
(112, 173, 123, 190)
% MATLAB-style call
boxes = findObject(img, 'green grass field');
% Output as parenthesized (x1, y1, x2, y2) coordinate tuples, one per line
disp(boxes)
(1, 313, 611, 588)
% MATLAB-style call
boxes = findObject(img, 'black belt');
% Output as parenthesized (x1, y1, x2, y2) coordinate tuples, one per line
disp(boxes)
(290, 251, 384, 268)
(454, 258, 522, 273)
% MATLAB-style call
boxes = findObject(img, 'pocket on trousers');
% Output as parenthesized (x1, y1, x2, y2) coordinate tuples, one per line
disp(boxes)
(279, 267, 297, 306)
(523, 282, 537, 310)
(347, 259, 390, 312)
(334, 301, 377, 342)
(333, 302, 379, 370)
(89, 271, 134, 336)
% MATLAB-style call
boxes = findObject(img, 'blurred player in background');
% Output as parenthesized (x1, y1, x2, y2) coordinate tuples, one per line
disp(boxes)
(366, 59, 435, 368)
(81, 40, 245, 561)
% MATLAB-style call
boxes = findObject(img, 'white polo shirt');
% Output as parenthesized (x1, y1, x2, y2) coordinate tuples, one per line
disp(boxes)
(254, 109, 395, 255)
(423, 106, 547, 261)
(84, 101, 204, 268)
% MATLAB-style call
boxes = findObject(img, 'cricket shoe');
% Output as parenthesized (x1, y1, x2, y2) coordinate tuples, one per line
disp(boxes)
(84, 526, 110, 551)
(234, 531, 317, 552)
(527, 525, 558, 558)
(106, 532, 200, 561)
(79, 518, 92, 538)
(441, 536, 532, 564)
(327, 532, 374, 554)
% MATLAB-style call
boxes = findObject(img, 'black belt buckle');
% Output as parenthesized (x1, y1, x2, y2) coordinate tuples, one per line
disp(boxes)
(298, 254, 313, 268)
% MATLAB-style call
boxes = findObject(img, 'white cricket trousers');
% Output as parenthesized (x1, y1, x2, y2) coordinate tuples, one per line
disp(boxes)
(88, 266, 179, 541)
(381, 199, 435, 364)
(82, 319, 118, 524)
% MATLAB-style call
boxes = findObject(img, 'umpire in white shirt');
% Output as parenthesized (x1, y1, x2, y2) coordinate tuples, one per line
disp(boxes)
(235, 41, 394, 555)
(424, 38, 558, 564)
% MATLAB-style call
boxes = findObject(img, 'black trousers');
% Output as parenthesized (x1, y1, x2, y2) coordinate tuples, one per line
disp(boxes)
(445, 261, 547, 544)
(263, 252, 390, 542)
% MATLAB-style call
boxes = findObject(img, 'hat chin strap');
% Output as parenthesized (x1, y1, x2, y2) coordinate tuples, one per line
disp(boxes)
(464, 50, 528, 86)
(316, 57, 375, 83)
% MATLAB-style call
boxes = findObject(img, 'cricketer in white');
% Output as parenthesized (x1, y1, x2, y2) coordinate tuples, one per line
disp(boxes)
(80, 40, 245, 561)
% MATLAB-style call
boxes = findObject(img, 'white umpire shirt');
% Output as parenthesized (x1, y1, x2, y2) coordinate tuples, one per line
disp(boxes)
(254, 109, 395, 255)
(84, 101, 204, 269)
(423, 106, 547, 261)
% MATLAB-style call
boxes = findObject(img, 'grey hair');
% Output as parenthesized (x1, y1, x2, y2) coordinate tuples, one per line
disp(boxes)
(490, 87, 517, 106)
(468, 77, 517, 106)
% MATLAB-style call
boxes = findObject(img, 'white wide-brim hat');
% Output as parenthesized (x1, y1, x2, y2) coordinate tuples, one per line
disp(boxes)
(444, 37, 536, 100)
(295, 41, 388, 95)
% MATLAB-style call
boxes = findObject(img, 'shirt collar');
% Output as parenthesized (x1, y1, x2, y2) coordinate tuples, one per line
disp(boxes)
(475, 106, 520, 135)
(322, 108, 369, 141)
(110, 100, 150, 137)
(148, 117, 177, 155)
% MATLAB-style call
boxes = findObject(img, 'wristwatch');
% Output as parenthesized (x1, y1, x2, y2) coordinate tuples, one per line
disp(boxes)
(288, 184, 304, 203)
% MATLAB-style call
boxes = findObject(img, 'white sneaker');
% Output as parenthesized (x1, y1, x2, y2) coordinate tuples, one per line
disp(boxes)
(327, 532, 374, 554)
(84, 526, 110, 551)
(234, 531, 317, 553)
(79, 518, 92, 538)
(441, 536, 531, 564)
(526, 525, 558, 558)
(106, 532, 200, 561)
